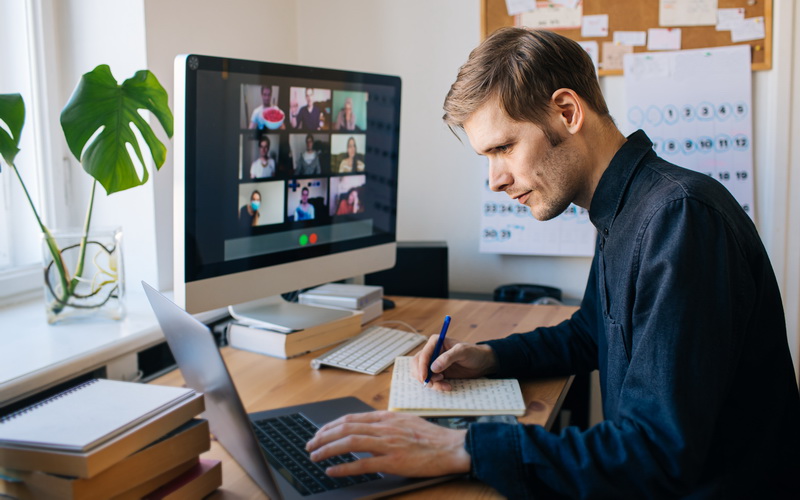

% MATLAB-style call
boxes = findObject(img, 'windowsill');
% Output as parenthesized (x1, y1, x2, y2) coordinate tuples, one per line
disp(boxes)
(0, 288, 165, 407)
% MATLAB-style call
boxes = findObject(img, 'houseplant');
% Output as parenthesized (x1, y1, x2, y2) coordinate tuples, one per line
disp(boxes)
(0, 65, 173, 322)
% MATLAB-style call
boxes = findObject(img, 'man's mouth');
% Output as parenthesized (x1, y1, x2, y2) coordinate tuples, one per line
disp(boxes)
(513, 192, 531, 204)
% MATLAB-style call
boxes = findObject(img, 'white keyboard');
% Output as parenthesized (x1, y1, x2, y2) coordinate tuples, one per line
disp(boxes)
(310, 325, 426, 375)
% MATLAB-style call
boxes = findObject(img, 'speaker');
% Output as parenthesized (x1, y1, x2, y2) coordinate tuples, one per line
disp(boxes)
(365, 241, 448, 298)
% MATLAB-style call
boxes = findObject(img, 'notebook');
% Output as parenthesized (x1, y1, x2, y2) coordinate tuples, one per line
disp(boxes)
(0, 379, 195, 452)
(388, 356, 526, 416)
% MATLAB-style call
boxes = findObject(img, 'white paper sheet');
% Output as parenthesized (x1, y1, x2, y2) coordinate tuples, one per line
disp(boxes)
(623, 45, 755, 218)
(581, 14, 608, 37)
(613, 31, 647, 46)
(659, 0, 718, 27)
(648, 28, 682, 50)
(716, 8, 745, 31)
(505, 0, 537, 16)
(730, 17, 765, 43)
(518, 0, 582, 30)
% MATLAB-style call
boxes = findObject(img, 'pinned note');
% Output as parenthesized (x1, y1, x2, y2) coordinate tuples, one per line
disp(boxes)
(648, 28, 682, 51)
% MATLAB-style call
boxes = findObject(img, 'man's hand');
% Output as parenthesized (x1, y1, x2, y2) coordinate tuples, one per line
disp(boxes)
(305, 411, 470, 477)
(411, 336, 498, 391)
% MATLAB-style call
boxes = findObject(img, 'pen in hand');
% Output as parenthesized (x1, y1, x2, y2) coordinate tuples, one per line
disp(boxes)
(423, 315, 451, 388)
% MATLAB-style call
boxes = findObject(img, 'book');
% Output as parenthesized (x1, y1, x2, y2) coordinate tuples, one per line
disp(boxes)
(110, 458, 199, 500)
(356, 297, 383, 324)
(227, 307, 363, 359)
(388, 357, 526, 416)
(298, 283, 383, 309)
(142, 458, 222, 500)
(0, 379, 195, 453)
(0, 419, 210, 500)
(0, 391, 205, 478)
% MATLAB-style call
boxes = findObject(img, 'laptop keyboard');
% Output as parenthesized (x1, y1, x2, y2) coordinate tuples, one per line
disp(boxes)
(252, 413, 382, 496)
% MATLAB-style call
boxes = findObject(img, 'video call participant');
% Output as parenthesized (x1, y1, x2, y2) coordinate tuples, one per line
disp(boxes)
(249, 85, 285, 130)
(305, 27, 800, 498)
(295, 134, 322, 175)
(294, 187, 315, 221)
(295, 88, 323, 130)
(338, 137, 364, 173)
(239, 190, 261, 229)
(250, 136, 275, 179)
(334, 97, 360, 131)
(335, 187, 361, 215)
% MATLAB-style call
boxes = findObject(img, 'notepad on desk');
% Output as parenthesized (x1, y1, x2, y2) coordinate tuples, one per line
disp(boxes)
(388, 356, 526, 416)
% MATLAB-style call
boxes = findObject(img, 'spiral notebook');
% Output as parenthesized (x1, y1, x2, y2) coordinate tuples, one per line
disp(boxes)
(0, 379, 195, 453)
(388, 356, 526, 416)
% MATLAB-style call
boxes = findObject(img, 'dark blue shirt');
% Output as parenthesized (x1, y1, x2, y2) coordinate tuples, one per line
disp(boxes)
(467, 130, 800, 498)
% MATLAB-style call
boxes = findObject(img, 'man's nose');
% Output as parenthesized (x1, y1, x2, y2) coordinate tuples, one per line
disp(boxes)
(488, 160, 512, 192)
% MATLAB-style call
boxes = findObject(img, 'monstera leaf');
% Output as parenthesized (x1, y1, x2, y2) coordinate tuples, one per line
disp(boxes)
(60, 65, 173, 194)
(0, 93, 25, 170)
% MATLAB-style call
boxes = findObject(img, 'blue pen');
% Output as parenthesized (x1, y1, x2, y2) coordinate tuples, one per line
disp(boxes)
(423, 315, 451, 387)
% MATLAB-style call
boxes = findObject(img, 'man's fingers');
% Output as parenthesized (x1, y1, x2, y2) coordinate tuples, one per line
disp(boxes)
(314, 411, 385, 436)
(309, 433, 380, 463)
(323, 456, 383, 477)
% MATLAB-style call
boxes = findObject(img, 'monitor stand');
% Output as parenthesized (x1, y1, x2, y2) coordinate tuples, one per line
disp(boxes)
(228, 295, 353, 333)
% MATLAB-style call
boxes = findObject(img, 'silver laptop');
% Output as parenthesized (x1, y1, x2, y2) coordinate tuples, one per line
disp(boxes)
(143, 282, 447, 499)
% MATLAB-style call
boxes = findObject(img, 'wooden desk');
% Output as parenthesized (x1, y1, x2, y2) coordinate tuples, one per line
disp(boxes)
(152, 297, 577, 499)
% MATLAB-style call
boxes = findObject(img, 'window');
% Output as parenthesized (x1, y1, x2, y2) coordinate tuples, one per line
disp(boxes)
(0, 0, 62, 305)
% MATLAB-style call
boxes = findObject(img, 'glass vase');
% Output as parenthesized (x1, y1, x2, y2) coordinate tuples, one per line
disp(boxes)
(42, 227, 125, 324)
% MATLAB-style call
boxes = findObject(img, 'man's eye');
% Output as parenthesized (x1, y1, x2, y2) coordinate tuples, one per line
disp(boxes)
(496, 144, 511, 153)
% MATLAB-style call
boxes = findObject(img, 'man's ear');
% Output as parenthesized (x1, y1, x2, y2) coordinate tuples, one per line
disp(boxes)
(551, 88, 584, 135)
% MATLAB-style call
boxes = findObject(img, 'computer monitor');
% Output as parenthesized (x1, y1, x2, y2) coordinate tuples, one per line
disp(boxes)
(173, 54, 400, 316)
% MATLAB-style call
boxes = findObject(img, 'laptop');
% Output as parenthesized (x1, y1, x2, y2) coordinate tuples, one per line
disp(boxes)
(142, 282, 448, 499)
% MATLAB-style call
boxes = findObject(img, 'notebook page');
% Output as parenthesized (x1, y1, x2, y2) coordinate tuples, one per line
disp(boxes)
(0, 379, 195, 452)
(388, 357, 526, 416)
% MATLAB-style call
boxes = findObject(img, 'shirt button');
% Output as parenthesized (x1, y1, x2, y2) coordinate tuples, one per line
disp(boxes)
(603, 227, 609, 235)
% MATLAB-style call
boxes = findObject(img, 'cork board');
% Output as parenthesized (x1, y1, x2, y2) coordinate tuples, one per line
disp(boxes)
(480, 0, 772, 75)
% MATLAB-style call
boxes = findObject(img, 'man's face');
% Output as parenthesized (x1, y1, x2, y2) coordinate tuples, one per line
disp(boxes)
(261, 87, 272, 106)
(259, 140, 269, 157)
(463, 100, 584, 221)
(305, 89, 314, 106)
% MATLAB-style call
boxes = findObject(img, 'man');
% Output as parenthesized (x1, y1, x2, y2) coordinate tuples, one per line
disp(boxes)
(306, 27, 800, 498)
(249, 136, 275, 179)
(296, 87, 322, 130)
(249, 86, 273, 130)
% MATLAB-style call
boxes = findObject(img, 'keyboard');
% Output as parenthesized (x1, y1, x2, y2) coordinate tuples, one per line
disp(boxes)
(252, 413, 381, 496)
(310, 325, 426, 375)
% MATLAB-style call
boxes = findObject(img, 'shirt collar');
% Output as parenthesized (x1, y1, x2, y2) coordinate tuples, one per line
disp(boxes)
(588, 129, 653, 233)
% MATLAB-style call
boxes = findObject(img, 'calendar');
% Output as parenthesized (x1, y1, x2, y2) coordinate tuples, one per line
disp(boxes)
(479, 175, 596, 256)
(623, 45, 754, 218)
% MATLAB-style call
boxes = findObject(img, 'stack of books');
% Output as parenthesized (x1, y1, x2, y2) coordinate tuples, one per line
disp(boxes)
(299, 283, 384, 324)
(0, 378, 221, 499)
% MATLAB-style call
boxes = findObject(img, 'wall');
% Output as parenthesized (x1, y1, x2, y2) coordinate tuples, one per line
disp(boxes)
(53, 0, 796, 374)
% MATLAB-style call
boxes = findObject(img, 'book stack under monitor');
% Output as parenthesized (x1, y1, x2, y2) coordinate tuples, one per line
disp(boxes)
(299, 283, 384, 324)
(0, 378, 221, 499)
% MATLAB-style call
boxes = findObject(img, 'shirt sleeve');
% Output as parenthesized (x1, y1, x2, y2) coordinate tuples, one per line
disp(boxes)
(468, 198, 753, 498)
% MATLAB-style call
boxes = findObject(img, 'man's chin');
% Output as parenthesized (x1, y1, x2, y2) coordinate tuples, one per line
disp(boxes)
(529, 203, 567, 222)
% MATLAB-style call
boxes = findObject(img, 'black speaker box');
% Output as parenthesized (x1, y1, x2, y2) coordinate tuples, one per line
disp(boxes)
(365, 241, 449, 298)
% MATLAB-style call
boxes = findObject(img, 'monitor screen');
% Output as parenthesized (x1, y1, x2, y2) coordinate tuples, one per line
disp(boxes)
(174, 54, 400, 314)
